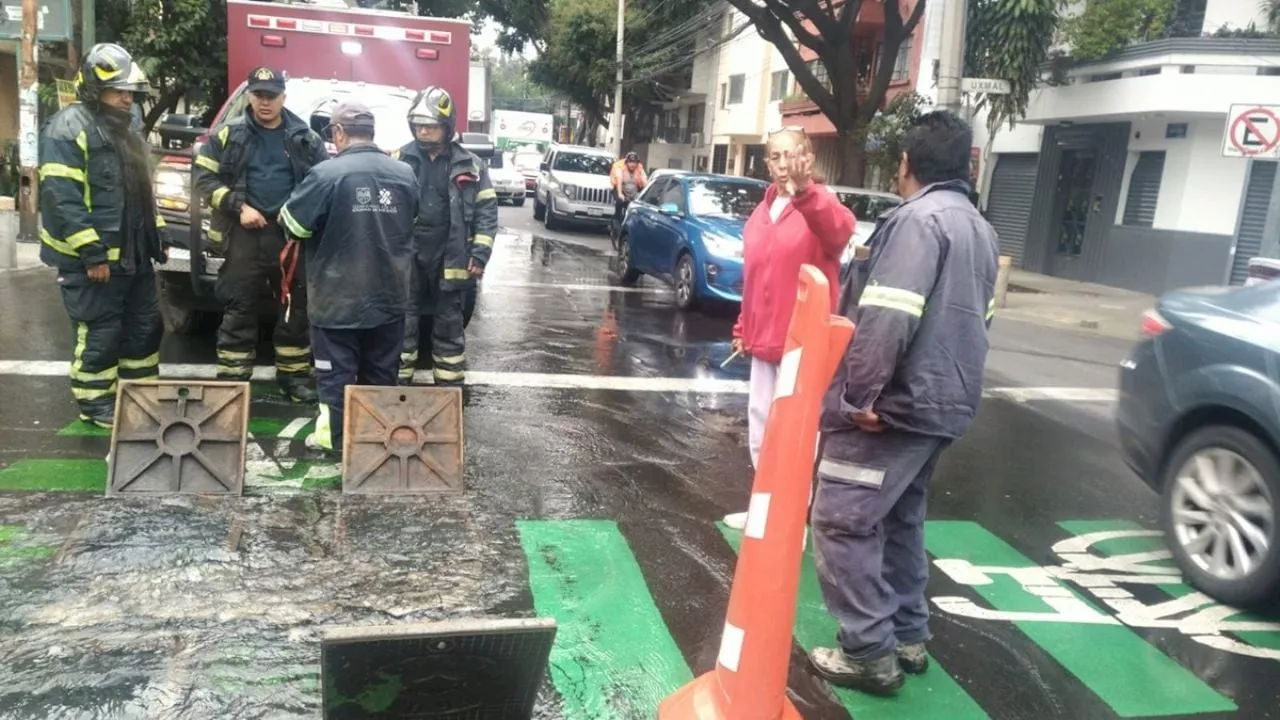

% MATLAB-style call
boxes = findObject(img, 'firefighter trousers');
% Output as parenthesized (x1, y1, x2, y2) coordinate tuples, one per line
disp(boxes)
(811, 428, 950, 660)
(57, 264, 162, 420)
(312, 321, 405, 453)
(400, 252, 466, 385)
(214, 222, 311, 383)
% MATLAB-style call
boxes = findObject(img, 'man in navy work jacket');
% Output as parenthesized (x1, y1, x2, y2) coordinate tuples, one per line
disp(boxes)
(277, 100, 420, 456)
(808, 111, 1000, 696)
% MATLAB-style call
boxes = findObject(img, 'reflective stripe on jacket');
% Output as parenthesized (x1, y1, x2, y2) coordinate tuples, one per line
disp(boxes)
(823, 180, 1000, 439)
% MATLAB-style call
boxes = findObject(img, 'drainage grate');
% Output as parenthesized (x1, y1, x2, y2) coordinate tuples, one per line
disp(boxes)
(321, 618, 556, 720)
(107, 381, 250, 496)
(342, 386, 464, 494)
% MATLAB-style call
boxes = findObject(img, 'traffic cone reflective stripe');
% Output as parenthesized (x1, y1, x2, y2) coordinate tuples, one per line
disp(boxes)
(660, 264, 855, 720)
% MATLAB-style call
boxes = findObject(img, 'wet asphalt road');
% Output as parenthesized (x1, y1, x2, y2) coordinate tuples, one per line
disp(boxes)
(0, 204, 1277, 719)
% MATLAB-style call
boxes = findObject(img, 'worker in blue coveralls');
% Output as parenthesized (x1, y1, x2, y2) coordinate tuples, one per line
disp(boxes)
(807, 111, 999, 696)
(277, 100, 420, 456)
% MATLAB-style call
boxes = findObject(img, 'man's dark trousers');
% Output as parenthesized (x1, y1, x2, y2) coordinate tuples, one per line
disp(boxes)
(214, 222, 311, 383)
(811, 428, 950, 660)
(311, 321, 404, 453)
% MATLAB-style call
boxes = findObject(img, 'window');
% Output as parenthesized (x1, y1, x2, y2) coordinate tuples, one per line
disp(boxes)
(769, 70, 790, 102)
(834, 191, 902, 224)
(551, 151, 613, 176)
(1122, 151, 1166, 228)
(892, 38, 912, 82)
(659, 180, 686, 212)
(687, 103, 706, 135)
(728, 74, 745, 105)
(687, 178, 766, 218)
(806, 59, 832, 92)
(1136, 67, 1160, 77)
(1165, 123, 1189, 139)
(638, 177, 670, 205)
(712, 144, 729, 174)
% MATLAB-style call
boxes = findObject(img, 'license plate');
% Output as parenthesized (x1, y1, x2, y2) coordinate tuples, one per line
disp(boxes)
(587, 207, 603, 217)
(167, 247, 191, 261)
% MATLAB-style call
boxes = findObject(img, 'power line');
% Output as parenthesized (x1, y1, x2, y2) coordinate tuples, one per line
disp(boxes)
(627, 17, 756, 87)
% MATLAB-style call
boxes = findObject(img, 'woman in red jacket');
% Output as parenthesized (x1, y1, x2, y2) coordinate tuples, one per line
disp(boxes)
(725, 128, 856, 529)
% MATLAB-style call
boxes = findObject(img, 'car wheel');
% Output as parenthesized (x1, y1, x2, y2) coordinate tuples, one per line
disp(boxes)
(545, 197, 562, 231)
(616, 235, 641, 286)
(512, 197, 525, 207)
(1161, 425, 1280, 609)
(533, 196, 546, 221)
(674, 252, 699, 311)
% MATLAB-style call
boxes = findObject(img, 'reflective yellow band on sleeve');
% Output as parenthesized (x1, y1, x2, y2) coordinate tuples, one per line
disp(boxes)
(75, 130, 88, 154)
(66, 227, 102, 250)
(208, 228, 224, 245)
(278, 205, 312, 239)
(473, 234, 494, 248)
(119, 353, 160, 370)
(41, 228, 117, 260)
(39, 163, 86, 183)
(211, 186, 230, 210)
(195, 155, 221, 173)
(443, 268, 470, 281)
(155, 215, 166, 228)
(475, 188, 497, 202)
(218, 126, 230, 146)
(986, 298, 996, 320)
(859, 285, 926, 318)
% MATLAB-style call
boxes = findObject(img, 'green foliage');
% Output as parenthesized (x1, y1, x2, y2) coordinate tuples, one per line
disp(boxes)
(1061, 0, 1174, 60)
(865, 91, 929, 185)
(1266, 0, 1280, 33)
(526, 0, 617, 122)
(965, 0, 1058, 131)
(97, 0, 228, 131)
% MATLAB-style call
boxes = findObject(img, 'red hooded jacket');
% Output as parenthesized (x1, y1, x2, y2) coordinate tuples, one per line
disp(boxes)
(732, 183, 855, 364)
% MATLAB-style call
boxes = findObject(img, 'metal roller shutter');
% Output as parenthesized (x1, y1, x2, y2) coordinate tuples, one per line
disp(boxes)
(985, 153, 1039, 268)
(1231, 161, 1276, 285)
(1122, 151, 1165, 227)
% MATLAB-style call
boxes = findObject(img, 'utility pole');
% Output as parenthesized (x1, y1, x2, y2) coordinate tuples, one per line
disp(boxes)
(611, 0, 625, 155)
(17, 0, 40, 249)
(936, 0, 968, 113)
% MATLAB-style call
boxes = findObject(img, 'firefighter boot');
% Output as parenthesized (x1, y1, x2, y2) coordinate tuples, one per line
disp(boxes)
(809, 647, 905, 696)
(896, 643, 929, 675)
(278, 376, 318, 404)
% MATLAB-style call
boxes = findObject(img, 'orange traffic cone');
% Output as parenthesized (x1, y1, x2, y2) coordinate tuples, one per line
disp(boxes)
(660, 265, 855, 720)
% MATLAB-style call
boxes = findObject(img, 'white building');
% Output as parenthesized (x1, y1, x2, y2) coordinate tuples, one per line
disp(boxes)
(956, 0, 1280, 292)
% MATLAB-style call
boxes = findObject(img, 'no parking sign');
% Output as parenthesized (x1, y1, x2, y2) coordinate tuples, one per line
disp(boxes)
(1223, 104, 1280, 159)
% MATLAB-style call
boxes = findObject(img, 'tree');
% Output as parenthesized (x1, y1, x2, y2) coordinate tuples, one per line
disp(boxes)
(1061, 0, 1174, 60)
(864, 90, 928, 190)
(964, 0, 1058, 199)
(97, 0, 228, 132)
(721, 0, 925, 184)
(1266, 0, 1280, 33)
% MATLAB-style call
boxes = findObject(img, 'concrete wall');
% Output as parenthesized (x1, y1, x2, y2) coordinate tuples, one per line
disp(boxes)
(1096, 226, 1234, 293)
(709, 11, 772, 141)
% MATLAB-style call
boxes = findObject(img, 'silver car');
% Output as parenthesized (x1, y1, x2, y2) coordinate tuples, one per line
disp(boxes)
(533, 144, 618, 231)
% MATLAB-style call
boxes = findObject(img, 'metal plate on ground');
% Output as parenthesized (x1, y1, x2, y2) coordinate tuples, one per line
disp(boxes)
(321, 617, 556, 719)
(343, 386, 464, 494)
(107, 381, 250, 496)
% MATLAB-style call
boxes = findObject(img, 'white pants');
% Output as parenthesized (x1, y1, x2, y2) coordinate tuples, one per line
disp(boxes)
(747, 357, 780, 469)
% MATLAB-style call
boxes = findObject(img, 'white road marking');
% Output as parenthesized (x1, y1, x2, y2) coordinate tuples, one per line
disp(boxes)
(278, 417, 311, 440)
(0, 360, 1118, 401)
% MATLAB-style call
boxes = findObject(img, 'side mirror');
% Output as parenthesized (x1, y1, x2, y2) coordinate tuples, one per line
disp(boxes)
(539, 161, 550, 172)
(659, 202, 681, 216)
(461, 140, 495, 159)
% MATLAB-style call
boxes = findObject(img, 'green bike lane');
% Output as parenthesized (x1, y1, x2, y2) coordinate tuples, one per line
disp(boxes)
(2, 377, 1279, 717)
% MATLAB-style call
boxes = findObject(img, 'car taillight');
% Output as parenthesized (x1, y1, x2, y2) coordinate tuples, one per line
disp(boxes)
(1141, 309, 1172, 338)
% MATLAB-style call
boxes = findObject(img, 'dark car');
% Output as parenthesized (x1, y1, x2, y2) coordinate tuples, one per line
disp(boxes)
(1116, 280, 1280, 608)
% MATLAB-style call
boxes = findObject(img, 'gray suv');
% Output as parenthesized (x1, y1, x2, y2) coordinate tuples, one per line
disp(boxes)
(533, 145, 617, 230)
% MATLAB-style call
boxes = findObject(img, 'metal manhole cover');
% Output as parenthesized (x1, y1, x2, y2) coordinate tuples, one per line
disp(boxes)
(107, 381, 250, 496)
(321, 618, 556, 720)
(343, 386, 464, 494)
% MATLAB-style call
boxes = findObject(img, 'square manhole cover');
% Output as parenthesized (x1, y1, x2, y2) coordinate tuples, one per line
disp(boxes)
(343, 386, 464, 494)
(321, 617, 556, 719)
(107, 381, 250, 496)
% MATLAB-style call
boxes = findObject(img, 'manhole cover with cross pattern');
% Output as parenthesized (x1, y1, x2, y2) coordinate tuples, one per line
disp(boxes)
(321, 618, 556, 720)
(342, 386, 464, 494)
(107, 381, 250, 496)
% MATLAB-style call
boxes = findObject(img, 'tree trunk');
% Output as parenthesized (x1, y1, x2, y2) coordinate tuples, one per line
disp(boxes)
(837, 130, 866, 187)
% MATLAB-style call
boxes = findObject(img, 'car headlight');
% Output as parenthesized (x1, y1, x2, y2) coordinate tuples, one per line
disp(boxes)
(155, 169, 187, 199)
(562, 184, 577, 200)
(703, 232, 743, 259)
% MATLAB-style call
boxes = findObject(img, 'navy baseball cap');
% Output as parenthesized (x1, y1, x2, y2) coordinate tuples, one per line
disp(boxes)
(246, 66, 286, 94)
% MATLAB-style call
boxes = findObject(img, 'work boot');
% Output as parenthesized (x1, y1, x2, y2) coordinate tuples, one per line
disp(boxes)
(304, 432, 340, 461)
(809, 648, 904, 696)
(278, 378, 318, 404)
(896, 643, 929, 675)
(79, 410, 114, 430)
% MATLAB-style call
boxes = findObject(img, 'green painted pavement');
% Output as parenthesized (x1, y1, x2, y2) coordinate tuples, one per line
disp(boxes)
(517, 519, 692, 719)
(1059, 520, 1280, 653)
(0, 459, 106, 492)
(56, 420, 111, 437)
(0, 524, 58, 566)
(717, 524, 989, 720)
(926, 521, 1235, 717)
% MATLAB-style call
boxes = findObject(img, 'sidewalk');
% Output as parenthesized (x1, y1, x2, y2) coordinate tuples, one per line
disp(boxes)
(996, 269, 1153, 341)
(0, 241, 45, 273)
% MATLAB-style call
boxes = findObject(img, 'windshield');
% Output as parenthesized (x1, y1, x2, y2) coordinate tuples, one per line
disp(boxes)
(836, 191, 901, 223)
(553, 152, 613, 175)
(220, 82, 417, 152)
(688, 179, 766, 218)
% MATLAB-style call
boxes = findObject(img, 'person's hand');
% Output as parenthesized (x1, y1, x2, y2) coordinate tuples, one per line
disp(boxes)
(784, 149, 814, 195)
(240, 205, 268, 229)
(468, 258, 484, 278)
(87, 263, 110, 283)
(849, 408, 885, 433)
(731, 337, 746, 356)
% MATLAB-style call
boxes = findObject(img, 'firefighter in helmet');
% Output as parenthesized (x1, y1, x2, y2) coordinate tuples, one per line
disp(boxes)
(392, 86, 498, 385)
(40, 43, 166, 428)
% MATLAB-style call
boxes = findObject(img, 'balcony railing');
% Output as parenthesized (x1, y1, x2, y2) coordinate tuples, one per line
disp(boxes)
(658, 126, 692, 144)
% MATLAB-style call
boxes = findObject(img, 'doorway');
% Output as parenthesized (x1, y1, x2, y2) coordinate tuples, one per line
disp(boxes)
(1050, 148, 1098, 278)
